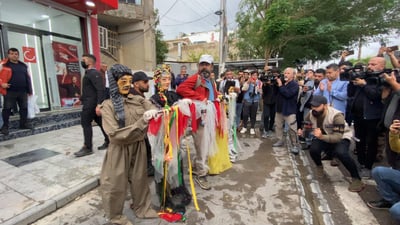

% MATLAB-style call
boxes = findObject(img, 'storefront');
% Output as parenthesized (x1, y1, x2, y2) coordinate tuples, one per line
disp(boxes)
(0, 0, 117, 110)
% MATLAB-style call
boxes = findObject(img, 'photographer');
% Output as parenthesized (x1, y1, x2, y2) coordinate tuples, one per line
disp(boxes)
(219, 69, 240, 95)
(240, 70, 262, 135)
(347, 57, 384, 178)
(298, 95, 365, 192)
(261, 67, 279, 138)
(272, 67, 300, 154)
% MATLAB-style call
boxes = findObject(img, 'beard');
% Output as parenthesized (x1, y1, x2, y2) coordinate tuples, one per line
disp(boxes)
(139, 86, 149, 93)
(200, 69, 210, 78)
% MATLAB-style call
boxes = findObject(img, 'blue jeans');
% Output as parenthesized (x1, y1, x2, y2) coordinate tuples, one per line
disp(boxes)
(372, 166, 400, 220)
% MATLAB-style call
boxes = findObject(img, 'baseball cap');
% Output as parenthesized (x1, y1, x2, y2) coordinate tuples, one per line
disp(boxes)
(199, 54, 213, 64)
(133, 71, 151, 82)
(310, 95, 328, 107)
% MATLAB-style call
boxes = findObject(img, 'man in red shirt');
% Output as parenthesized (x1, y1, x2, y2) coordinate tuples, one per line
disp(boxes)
(176, 54, 218, 190)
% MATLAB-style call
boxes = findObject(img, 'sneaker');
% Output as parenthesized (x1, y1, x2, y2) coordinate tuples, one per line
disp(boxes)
(250, 128, 255, 135)
(291, 146, 299, 155)
(348, 178, 365, 192)
(74, 147, 93, 157)
(0, 126, 9, 135)
(367, 199, 393, 210)
(261, 132, 268, 139)
(230, 155, 237, 163)
(360, 168, 371, 178)
(330, 157, 339, 167)
(97, 142, 109, 150)
(240, 128, 247, 134)
(194, 175, 211, 190)
(272, 140, 284, 147)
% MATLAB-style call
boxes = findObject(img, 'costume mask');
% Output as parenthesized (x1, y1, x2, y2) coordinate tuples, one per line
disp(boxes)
(117, 75, 133, 95)
(200, 69, 210, 78)
(153, 66, 171, 92)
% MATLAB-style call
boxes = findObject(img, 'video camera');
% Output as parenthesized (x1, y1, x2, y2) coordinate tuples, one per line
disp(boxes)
(340, 66, 400, 86)
(260, 71, 285, 85)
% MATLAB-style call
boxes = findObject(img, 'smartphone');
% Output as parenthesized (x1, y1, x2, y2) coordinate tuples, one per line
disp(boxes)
(388, 45, 399, 51)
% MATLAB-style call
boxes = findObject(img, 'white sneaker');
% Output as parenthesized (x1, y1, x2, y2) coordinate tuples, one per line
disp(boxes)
(250, 128, 255, 135)
(240, 128, 247, 134)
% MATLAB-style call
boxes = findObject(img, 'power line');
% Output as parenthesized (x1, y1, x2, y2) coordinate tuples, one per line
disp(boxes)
(162, 13, 214, 26)
(159, 0, 179, 20)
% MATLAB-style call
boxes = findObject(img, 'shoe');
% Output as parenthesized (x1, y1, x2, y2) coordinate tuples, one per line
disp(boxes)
(136, 208, 158, 219)
(240, 128, 247, 134)
(348, 178, 365, 192)
(291, 146, 299, 155)
(74, 147, 93, 157)
(97, 142, 109, 150)
(19, 124, 33, 129)
(360, 168, 371, 178)
(330, 157, 339, 167)
(261, 133, 268, 139)
(194, 175, 211, 190)
(315, 166, 325, 178)
(272, 140, 284, 147)
(250, 128, 255, 135)
(367, 199, 393, 210)
(0, 126, 9, 135)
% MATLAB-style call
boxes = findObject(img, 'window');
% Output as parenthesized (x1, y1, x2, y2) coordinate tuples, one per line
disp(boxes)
(119, 0, 141, 5)
(98, 26, 118, 59)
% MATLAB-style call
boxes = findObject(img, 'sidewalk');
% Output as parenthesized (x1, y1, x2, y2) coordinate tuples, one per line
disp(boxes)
(0, 125, 106, 225)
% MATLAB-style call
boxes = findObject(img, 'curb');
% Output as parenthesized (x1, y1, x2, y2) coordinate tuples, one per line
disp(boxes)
(2, 178, 99, 225)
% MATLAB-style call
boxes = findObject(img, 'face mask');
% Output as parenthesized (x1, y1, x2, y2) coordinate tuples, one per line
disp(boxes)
(81, 61, 88, 69)
(311, 109, 324, 117)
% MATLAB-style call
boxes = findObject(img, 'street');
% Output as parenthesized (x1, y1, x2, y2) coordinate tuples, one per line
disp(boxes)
(31, 133, 393, 225)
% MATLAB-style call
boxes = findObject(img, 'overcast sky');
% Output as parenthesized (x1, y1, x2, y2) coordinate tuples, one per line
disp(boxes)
(154, 0, 241, 40)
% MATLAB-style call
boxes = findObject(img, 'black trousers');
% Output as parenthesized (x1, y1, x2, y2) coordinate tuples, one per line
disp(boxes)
(81, 107, 109, 149)
(353, 117, 380, 169)
(242, 100, 259, 128)
(262, 103, 275, 131)
(2, 91, 28, 128)
(309, 138, 360, 179)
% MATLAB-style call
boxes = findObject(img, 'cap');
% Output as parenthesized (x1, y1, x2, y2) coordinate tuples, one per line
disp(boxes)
(310, 95, 328, 107)
(109, 64, 132, 81)
(199, 54, 213, 64)
(133, 71, 151, 82)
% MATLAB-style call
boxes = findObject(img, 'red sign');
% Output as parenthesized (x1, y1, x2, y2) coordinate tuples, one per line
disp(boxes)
(22, 46, 36, 63)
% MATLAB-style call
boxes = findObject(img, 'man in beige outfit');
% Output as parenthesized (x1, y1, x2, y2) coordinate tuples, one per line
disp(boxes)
(99, 65, 159, 225)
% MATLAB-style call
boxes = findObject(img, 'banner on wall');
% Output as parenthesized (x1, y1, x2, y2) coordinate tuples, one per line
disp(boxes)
(51, 41, 81, 107)
(22, 46, 36, 63)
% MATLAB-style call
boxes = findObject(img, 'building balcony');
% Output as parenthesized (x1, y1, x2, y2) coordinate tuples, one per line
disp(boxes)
(98, 2, 144, 26)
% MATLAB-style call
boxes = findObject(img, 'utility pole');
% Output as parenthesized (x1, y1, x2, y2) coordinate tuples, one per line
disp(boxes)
(216, 0, 227, 78)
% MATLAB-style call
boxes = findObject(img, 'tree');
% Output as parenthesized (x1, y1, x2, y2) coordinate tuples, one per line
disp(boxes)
(154, 9, 168, 64)
(235, 0, 400, 67)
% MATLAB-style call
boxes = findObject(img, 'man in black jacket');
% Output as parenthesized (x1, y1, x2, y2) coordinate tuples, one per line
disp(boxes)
(74, 54, 109, 157)
(347, 57, 384, 178)
(0, 48, 33, 135)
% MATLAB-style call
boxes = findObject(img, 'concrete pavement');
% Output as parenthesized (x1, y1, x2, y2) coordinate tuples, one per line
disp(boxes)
(0, 124, 392, 225)
(0, 125, 106, 225)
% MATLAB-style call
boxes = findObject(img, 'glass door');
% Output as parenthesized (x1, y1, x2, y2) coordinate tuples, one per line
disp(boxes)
(7, 30, 50, 110)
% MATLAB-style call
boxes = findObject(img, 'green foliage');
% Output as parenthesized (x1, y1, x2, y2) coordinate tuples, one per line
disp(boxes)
(235, 0, 400, 67)
(154, 9, 168, 64)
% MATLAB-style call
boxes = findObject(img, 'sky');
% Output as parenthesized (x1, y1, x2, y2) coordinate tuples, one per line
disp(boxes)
(154, 0, 241, 40)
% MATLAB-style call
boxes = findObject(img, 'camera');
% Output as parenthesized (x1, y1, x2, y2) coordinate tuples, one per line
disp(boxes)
(261, 71, 285, 85)
(340, 66, 400, 86)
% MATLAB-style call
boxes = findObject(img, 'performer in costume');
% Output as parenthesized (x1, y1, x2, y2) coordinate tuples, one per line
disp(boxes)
(149, 67, 192, 214)
(99, 64, 159, 225)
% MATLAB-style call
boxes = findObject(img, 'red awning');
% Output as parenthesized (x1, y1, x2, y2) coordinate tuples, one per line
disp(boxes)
(52, 0, 118, 14)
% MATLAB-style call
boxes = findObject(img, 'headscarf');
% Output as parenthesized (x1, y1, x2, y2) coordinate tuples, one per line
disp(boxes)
(108, 64, 133, 128)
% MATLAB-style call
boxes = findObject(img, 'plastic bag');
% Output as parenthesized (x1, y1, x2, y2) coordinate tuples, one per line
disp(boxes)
(27, 95, 40, 119)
